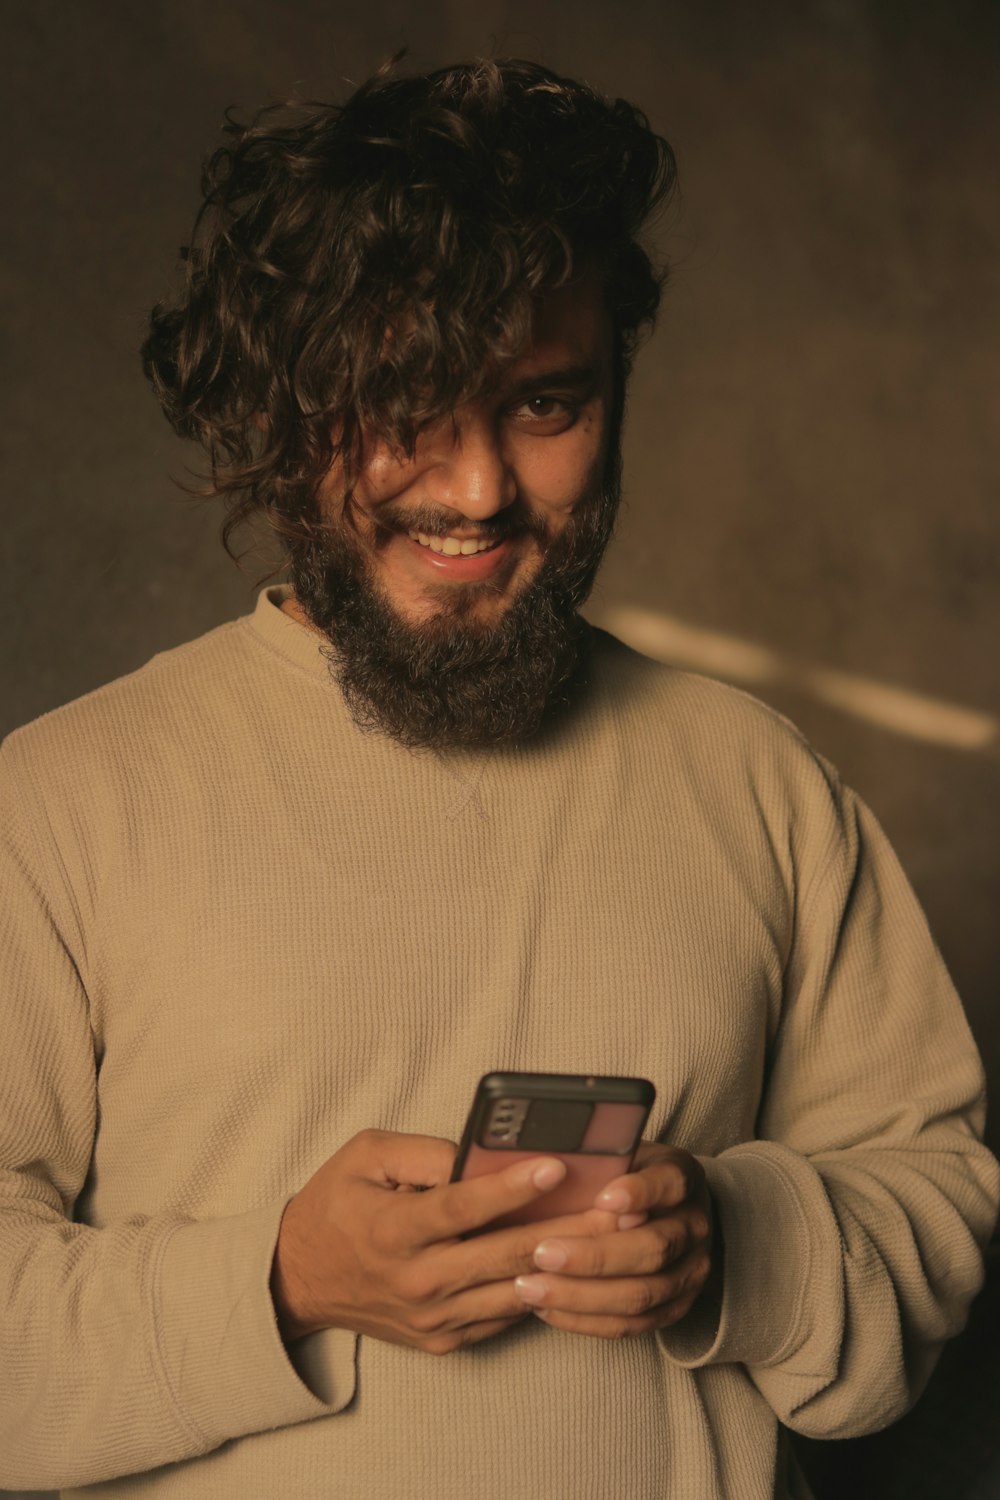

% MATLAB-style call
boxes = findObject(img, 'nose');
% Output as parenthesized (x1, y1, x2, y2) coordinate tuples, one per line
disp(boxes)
(421, 412, 517, 520)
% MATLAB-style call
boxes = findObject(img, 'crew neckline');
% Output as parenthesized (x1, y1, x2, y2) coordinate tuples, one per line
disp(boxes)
(242, 581, 602, 768)
(242, 585, 494, 776)
(244, 584, 336, 688)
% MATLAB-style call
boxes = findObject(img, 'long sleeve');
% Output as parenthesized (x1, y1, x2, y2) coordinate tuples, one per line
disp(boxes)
(1, 596, 994, 1500)
(661, 767, 999, 1437)
(0, 747, 356, 1492)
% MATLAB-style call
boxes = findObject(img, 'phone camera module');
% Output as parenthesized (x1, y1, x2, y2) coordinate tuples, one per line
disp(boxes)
(484, 1097, 530, 1147)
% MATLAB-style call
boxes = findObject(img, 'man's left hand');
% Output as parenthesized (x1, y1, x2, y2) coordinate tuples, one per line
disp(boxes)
(512, 1143, 716, 1337)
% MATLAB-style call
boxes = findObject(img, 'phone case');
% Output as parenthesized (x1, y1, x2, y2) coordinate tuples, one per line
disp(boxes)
(452, 1072, 655, 1228)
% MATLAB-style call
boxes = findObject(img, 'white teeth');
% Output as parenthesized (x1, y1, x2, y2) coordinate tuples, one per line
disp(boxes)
(408, 530, 496, 556)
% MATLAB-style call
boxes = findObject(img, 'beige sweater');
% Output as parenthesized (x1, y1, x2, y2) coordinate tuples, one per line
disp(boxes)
(0, 585, 995, 1500)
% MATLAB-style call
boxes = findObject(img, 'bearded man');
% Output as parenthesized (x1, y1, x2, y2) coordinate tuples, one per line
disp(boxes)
(0, 57, 995, 1500)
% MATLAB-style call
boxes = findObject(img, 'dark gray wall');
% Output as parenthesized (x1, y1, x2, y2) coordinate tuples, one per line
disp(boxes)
(2, 3, 998, 1496)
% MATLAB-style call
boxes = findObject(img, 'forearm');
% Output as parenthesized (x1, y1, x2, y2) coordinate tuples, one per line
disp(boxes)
(0, 1197, 346, 1490)
(660, 1132, 998, 1437)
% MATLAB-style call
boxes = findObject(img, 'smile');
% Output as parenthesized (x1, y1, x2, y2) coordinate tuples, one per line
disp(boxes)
(407, 530, 501, 556)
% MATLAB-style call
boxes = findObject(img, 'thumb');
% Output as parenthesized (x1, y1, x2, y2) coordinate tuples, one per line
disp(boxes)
(414, 1154, 569, 1243)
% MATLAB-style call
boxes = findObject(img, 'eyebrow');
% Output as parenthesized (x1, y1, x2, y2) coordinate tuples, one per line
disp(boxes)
(502, 363, 599, 399)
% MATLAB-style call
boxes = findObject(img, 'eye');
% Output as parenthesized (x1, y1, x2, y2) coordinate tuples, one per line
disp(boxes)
(510, 395, 577, 431)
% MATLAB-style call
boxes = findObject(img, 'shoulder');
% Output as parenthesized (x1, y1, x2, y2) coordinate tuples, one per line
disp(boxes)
(1, 615, 256, 798)
(587, 625, 828, 764)
(583, 624, 848, 838)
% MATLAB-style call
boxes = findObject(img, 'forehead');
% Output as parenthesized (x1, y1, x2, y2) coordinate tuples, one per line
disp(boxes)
(504, 272, 614, 384)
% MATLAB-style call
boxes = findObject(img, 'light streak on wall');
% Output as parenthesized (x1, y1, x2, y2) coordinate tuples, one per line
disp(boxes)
(600, 606, 999, 754)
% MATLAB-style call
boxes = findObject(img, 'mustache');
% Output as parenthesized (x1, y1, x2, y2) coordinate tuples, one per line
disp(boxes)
(374, 501, 550, 545)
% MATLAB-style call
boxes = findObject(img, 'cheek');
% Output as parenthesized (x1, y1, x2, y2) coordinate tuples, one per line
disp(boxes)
(346, 437, 424, 513)
(364, 447, 409, 492)
(517, 425, 607, 522)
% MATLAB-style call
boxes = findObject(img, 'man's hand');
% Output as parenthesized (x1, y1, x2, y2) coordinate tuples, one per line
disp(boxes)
(511, 1142, 716, 1337)
(270, 1129, 621, 1354)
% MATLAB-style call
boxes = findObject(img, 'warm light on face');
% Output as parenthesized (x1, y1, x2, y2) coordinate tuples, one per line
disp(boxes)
(314, 273, 616, 630)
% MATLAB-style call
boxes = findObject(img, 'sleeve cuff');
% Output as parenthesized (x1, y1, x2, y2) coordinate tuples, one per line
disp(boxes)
(153, 1199, 358, 1450)
(659, 1142, 844, 1379)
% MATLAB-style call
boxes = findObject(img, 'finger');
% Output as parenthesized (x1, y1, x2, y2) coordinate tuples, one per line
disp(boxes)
(617, 1212, 648, 1231)
(422, 1194, 626, 1302)
(530, 1290, 702, 1339)
(406, 1269, 541, 1340)
(432, 1284, 530, 1333)
(403, 1313, 531, 1358)
(594, 1151, 705, 1216)
(409, 1155, 570, 1246)
(516, 1270, 680, 1317)
(514, 1245, 711, 1322)
(530, 1211, 707, 1279)
(434, 1204, 623, 1291)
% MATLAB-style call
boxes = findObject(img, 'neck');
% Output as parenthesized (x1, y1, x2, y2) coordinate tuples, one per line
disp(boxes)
(279, 594, 324, 636)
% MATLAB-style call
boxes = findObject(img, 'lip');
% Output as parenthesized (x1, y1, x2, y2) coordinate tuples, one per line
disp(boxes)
(406, 534, 515, 581)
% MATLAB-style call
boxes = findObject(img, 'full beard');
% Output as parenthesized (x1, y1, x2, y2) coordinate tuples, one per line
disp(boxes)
(286, 462, 621, 752)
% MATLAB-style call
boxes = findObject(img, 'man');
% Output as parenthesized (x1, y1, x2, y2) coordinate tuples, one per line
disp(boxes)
(0, 56, 995, 1500)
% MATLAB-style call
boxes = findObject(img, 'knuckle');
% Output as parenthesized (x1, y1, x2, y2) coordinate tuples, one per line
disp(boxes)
(687, 1210, 710, 1243)
(649, 1237, 671, 1273)
(403, 1263, 449, 1312)
(652, 1228, 682, 1270)
(672, 1259, 706, 1303)
(509, 1227, 532, 1254)
(370, 1218, 399, 1257)
(409, 1301, 446, 1335)
(572, 1242, 599, 1275)
(352, 1126, 387, 1153)
(422, 1331, 460, 1356)
(624, 1279, 659, 1317)
(662, 1293, 697, 1327)
(513, 1228, 543, 1265)
(435, 1190, 471, 1236)
(372, 1209, 410, 1258)
(404, 1261, 443, 1304)
(669, 1167, 692, 1205)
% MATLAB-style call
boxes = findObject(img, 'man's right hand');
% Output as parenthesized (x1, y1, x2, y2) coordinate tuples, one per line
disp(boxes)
(270, 1129, 617, 1354)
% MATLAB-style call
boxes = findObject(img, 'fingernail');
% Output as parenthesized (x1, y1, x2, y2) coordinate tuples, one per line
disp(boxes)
(596, 1187, 630, 1212)
(515, 1275, 547, 1304)
(533, 1241, 567, 1271)
(617, 1212, 647, 1231)
(531, 1159, 566, 1191)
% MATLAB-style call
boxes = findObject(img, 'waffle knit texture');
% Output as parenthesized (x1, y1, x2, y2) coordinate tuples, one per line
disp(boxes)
(1, 585, 996, 1499)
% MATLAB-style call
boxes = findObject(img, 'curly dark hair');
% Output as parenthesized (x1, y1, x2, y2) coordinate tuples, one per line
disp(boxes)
(142, 54, 676, 558)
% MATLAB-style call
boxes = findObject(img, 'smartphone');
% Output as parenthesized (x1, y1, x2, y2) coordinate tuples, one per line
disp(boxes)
(451, 1071, 655, 1228)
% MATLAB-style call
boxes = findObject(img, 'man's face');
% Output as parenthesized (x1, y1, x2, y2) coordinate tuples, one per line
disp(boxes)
(333, 273, 614, 627)
(286, 273, 622, 749)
